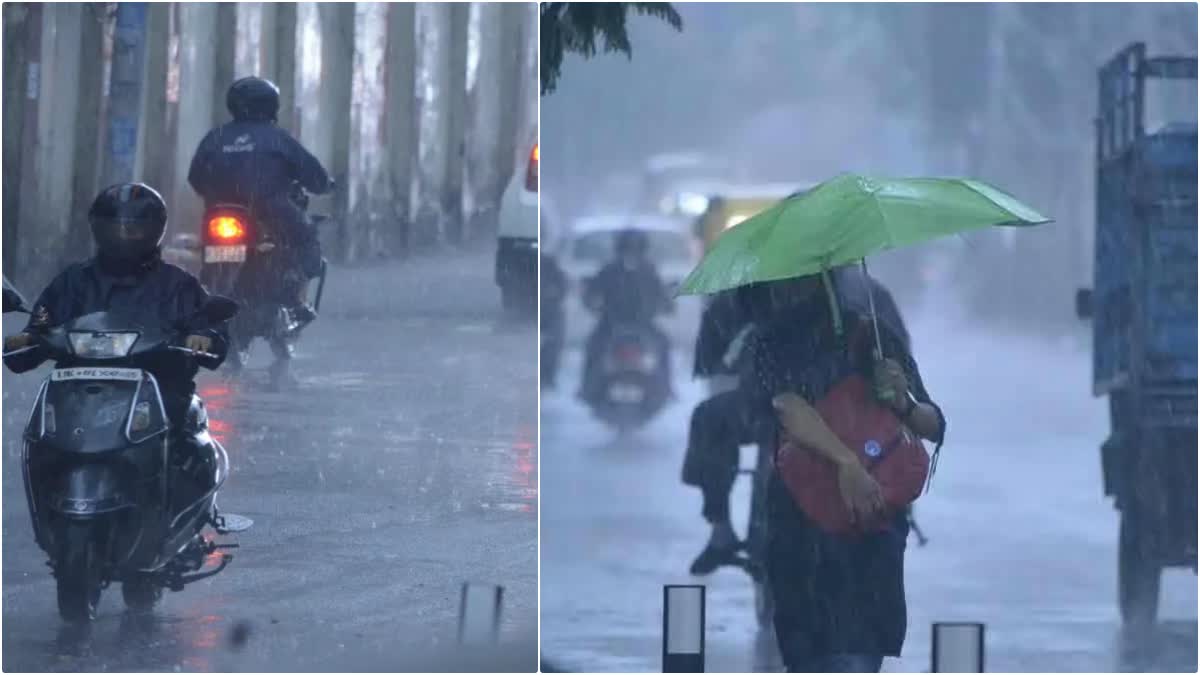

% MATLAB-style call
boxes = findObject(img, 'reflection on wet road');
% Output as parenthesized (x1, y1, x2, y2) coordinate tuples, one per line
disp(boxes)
(540, 306, 1197, 672)
(2, 252, 537, 672)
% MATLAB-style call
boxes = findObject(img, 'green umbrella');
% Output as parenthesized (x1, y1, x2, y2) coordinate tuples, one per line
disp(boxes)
(678, 173, 1051, 356)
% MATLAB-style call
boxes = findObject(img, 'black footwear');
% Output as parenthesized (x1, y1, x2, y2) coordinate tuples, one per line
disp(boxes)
(689, 542, 739, 576)
(292, 303, 317, 326)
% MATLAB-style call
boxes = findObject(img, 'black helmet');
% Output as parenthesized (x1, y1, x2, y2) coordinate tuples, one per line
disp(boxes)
(88, 183, 168, 264)
(226, 76, 280, 122)
(615, 228, 650, 257)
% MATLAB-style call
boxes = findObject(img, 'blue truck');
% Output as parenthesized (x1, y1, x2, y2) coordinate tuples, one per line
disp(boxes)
(1077, 43, 1197, 627)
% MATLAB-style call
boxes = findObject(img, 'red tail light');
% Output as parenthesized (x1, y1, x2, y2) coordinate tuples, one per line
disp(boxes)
(208, 216, 246, 243)
(525, 143, 538, 192)
(616, 344, 642, 364)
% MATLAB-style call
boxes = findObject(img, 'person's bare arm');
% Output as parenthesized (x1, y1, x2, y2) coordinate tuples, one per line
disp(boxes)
(874, 358, 942, 441)
(772, 392, 885, 522)
(772, 392, 857, 468)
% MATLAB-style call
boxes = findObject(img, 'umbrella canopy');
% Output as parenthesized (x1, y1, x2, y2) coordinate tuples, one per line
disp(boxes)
(678, 173, 1052, 296)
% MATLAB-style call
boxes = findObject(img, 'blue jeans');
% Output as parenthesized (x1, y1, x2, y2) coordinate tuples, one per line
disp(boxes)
(786, 653, 884, 673)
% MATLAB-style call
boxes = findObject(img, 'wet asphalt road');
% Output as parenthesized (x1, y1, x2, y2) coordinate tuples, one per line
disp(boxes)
(2, 248, 537, 672)
(540, 300, 1197, 672)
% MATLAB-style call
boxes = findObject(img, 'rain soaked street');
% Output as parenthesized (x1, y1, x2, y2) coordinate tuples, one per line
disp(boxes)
(2, 248, 537, 672)
(541, 300, 1197, 673)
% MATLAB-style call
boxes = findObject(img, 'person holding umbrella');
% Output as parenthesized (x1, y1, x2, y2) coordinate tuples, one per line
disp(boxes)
(676, 173, 1050, 672)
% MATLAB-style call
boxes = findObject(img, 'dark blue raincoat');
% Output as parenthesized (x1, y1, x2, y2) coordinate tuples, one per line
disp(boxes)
(187, 120, 332, 276)
(6, 255, 228, 423)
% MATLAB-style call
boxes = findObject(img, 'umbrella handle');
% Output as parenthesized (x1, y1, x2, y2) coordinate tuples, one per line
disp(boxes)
(859, 259, 884, 361)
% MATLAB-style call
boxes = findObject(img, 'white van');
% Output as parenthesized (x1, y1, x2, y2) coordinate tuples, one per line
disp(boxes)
(495, 142, 539, 312)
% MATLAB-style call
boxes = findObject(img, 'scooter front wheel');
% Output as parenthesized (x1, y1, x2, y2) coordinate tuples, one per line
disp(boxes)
(55, 520, 103, 623)
(122, 576, 162, 612)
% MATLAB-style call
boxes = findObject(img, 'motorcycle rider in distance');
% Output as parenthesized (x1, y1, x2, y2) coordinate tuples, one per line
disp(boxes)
(187, 76, 333, 331)
(3, 183, 230, 498)
(579, 228, 673, 401)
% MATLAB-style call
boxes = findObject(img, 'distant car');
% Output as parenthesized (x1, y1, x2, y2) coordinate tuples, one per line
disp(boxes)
(496, 140, 539, 313)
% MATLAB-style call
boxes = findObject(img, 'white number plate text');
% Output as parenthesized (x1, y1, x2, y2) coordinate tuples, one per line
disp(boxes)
(205, 245, 247, 263)
(52, 367, 142, 382)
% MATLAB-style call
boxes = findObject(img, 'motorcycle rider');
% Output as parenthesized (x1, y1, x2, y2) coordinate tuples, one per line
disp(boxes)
(3, 183, 230, 501)
(187, 76, 333, 329)
(682, 290, 761, 574)
(579, 228, 672, 401)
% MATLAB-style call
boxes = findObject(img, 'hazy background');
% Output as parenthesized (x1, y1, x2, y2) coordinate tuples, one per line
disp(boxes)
(542, 2, 1197, 331)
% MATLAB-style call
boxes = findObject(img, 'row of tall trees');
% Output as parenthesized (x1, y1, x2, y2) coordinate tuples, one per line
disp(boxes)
(2, 2, 538, 291)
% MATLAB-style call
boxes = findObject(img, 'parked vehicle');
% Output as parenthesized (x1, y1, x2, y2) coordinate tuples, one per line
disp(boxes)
(496, 141, 539, 315)
(1076, 42, 1197, 627)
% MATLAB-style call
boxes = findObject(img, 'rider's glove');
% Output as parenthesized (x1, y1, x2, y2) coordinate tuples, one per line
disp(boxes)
(185, 334, 214, 354)
(3, 333, 32, 352)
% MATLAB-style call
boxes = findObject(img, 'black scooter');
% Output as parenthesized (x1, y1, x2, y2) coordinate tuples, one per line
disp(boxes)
(2, 288, 250, 623)
(199, 182, 330, 385)
(584, 323, 672, 431)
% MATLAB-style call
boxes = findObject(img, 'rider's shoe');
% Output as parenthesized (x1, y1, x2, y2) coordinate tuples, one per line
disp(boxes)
(689, 521, 740, 576)
(291, 303, 317, 327)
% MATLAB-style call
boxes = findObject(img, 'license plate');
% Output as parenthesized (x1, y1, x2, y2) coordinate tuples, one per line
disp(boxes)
(609, 383, 644, 403)
(52, 367, 141, 382)
(205, 245, 246, 263)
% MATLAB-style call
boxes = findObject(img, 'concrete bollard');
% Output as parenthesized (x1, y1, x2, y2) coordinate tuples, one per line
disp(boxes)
(931, 622, 985, 672)
(662, 584, 706, 672)
(457, 582, 504, 645)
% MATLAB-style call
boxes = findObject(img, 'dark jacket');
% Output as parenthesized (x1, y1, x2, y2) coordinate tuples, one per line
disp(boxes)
(187, 120, 332, 228)
(584, 261, 668, 326)
(693, 291, 748, 377)
(748, 273, 945, 661)
(6, 255, 229, 421)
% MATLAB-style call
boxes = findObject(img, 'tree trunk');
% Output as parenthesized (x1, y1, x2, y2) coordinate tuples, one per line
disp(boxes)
(319, 2, 355, 261)
(135, 2, 170, 184)
(65, 3, 108, 264)
(101, 3, 148, 188)
(3, 3, 39, 285)
(442, 2, 469, 244)
(172, 3, 218, 238)
(492, 4, 524, 202)
(266, 3, 298, 132)
(383, 2, 417, 257)
(413, 4, 450, 249)
(212, 3, 236, 127)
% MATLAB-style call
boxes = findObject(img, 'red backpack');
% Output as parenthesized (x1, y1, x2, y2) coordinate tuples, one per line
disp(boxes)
(774, 323, 931, 535)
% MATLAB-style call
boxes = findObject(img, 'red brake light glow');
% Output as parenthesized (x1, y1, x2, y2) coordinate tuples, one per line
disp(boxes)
(208, 216, 246, 242)
(526, 143, 538, 191)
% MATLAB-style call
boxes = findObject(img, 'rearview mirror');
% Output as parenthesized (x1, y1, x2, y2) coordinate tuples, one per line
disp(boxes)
(1075, 288, 1093, 320)
(202, 296, 240, 324)
(3, 287, 28, 314)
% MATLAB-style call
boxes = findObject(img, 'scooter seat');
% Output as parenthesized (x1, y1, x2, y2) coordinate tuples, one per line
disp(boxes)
(214, 513, 253, 534)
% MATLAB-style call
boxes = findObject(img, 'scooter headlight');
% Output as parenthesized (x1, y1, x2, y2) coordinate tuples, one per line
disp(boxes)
(68, 331, 138, 358)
